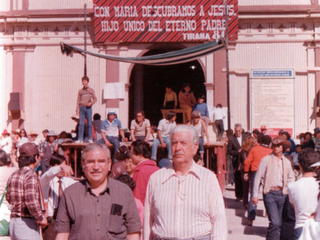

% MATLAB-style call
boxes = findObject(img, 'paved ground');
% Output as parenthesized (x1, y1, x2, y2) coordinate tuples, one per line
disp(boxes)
(224, 186, 269, 240)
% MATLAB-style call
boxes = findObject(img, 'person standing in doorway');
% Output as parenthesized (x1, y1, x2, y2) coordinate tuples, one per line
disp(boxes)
(75, 76, 97, 143)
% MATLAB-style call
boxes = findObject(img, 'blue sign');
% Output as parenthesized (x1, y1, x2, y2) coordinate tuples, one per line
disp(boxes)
(252, 70, 293, 78)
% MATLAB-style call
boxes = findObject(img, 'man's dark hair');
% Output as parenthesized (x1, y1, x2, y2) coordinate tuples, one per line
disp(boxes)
(298, 148, 320, 172)
(194, 153, 202, 163)
(198, 95, 205, 100)
(165, 111, 176, 120)
(216, 103, 222, 108)
(18, 154, 39, 168)
(50, 154, 66, 167)
(136, 110, 145, 117)
(93, 113, 101, 120)
(283, 131, 291, 140)
(260, 135, 272, 146)
(115, 174, 136, 191)
(305, 132, 312, 138)
(0, 149, 10, 166)
(131, 140, 152, 159)
(82, 75, 89, 81)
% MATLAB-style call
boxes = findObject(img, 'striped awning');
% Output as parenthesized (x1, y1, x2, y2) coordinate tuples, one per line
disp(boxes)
(60, 39, 226, 66)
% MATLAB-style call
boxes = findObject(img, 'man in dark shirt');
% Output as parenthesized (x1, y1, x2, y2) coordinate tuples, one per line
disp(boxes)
(55, 143, 141, 240)
(227, 123, 248, 201)
(6, 142, 47, 240)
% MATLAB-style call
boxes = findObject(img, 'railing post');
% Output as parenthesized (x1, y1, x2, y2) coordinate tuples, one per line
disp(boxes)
(215, 144, 226, 192)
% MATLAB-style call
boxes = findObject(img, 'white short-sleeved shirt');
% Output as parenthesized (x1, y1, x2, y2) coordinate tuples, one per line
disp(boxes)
(288, 177, 319, 229)
(130, 119, 151, 137)
(157, 119, 176, 138)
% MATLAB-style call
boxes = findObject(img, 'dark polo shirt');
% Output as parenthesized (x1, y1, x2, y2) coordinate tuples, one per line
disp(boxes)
(55, 178, 141, 240)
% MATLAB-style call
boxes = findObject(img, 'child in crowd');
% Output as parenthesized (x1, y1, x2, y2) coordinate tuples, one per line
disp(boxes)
(192, 94, 210, 126)
(188, 111, 209, 161)
(148, 125, 157, 141)
(163, 85, 177, 109)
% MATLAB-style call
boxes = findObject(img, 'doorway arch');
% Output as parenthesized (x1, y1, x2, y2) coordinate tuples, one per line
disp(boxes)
(129, 48, 206, 126)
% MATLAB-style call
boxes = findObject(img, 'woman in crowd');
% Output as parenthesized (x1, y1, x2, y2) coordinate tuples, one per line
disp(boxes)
(302, 132, 315, 149)
(109, 145, 130, 179)
(238, 136, 258, 209)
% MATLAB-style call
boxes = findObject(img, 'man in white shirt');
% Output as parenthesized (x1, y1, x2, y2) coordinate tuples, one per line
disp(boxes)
(288, 149, 320, 240)
(144, 125, 227, 240)
(40, 154, 76, 240)
(0, 129, 12, 154)
(151, 111, 176, 161)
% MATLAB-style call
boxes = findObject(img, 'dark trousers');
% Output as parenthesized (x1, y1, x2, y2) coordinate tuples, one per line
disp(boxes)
(234, 170, 243, 199)
(280, 195, 296, 240)
(263, 191, 286, 240)
(42, 218, 57, 240)
(242, 170, 250, 206)
(215, 119, 224, 140)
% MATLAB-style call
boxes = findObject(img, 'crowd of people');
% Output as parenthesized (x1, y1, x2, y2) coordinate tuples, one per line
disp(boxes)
(0, 124, 227, 240)
(227, 124, 320, 240)
(1, 77, 320, 240)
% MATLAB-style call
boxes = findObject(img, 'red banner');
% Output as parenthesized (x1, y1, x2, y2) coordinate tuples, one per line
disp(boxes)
(93, 0, 238, 43)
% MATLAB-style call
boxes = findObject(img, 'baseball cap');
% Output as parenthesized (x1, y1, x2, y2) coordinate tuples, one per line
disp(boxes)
(19, 143, 39, 156)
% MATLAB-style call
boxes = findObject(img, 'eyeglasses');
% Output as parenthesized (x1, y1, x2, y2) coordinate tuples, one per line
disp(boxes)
(273, 144, 282, 148)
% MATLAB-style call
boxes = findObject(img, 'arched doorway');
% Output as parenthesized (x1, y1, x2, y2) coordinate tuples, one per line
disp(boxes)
(129, 48, 206, 126)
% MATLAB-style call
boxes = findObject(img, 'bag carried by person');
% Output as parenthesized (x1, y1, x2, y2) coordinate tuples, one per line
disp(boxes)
(0, 185, 9, 236)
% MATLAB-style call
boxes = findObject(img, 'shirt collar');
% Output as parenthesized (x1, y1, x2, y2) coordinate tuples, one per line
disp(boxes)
(84, 178, 110, 196)
(162, 161, 202, 184)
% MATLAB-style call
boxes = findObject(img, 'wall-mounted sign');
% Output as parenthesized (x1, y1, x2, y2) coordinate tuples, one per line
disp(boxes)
(250, 69, 295, 138)
(93, 0, 238, 43)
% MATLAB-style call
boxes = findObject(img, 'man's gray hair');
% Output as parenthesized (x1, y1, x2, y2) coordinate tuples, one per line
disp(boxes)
(170, 125, 199, 145)
(82, 143, 111, 161)
(234, 123, 242, 129)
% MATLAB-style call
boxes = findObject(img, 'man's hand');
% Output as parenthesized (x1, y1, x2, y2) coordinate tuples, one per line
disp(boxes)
(243, 173, 249, 181)
(123, 137, 128, 142)
(60, 164, 74, 177)
(252, 197, 259, 206)
(161, 142, 167, 148)
(87, 102, 93, 107)
(37, 217, 48, 227)
(76, 110, 79, 115)
(105, 141, 113, 147)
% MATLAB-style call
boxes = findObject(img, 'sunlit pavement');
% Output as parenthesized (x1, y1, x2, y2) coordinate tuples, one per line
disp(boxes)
(224, 186, 269, 240)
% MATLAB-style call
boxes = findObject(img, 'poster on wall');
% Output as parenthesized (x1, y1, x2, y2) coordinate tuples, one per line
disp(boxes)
(93, 0, 238, 43)
(250, 69, 295, 138)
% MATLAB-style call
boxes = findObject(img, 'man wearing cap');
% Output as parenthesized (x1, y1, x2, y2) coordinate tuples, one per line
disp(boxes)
(39, 130, 58, 174)
(75, 76, 97, 143)
(252, 136, 295, 240)
(29, 131, 41, 145)
(6, 142, 47, 240)
(261, 125, 267, 135)
(0, 129, 12, 154)
(99, 111, 128, 162)
(287, 149, 320, 240)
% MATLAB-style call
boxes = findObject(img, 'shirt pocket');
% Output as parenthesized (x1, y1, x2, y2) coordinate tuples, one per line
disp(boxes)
(108, 214, 125, 235)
